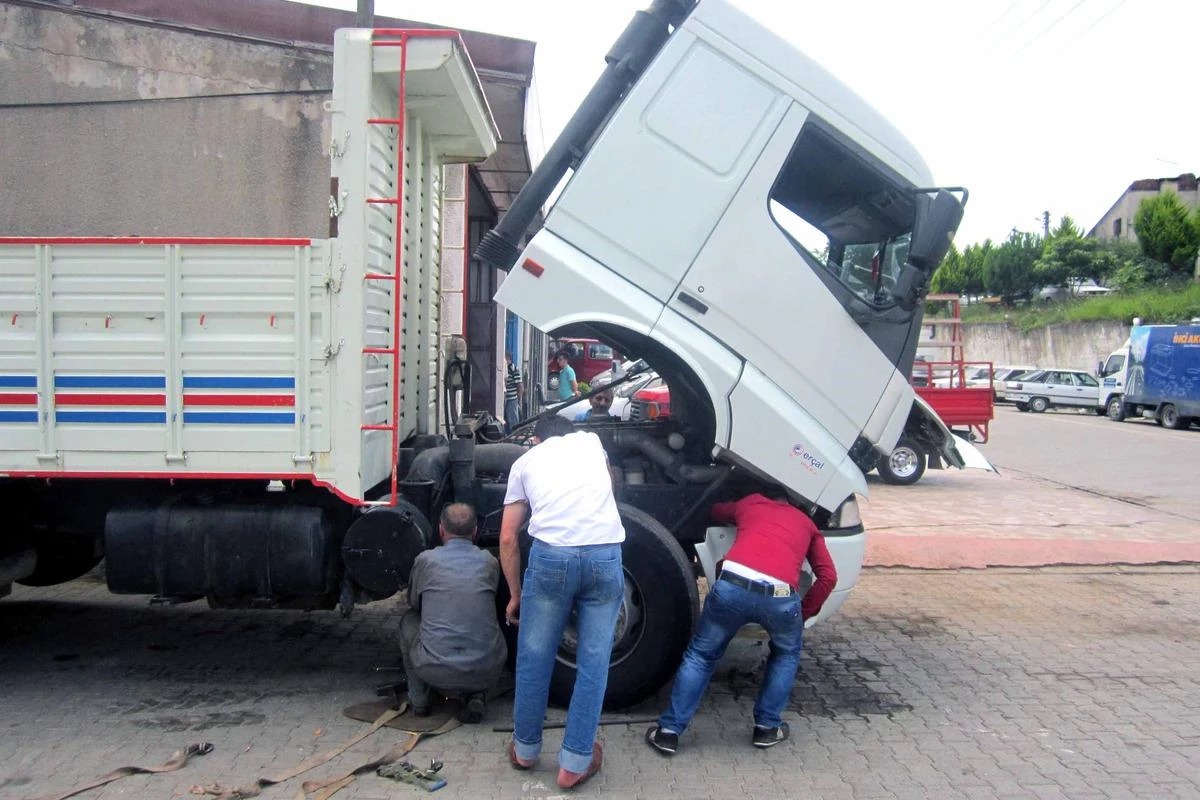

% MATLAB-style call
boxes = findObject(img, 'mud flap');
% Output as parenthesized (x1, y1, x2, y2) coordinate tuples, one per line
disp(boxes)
(908, 395, 997, 473)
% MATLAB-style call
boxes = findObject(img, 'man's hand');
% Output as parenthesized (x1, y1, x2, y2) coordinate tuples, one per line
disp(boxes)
(505, 595, 520, 626)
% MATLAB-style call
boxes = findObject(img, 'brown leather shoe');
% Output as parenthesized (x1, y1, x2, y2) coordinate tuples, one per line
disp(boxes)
(507, 738, 535, 770)
(556, 741, 602, 790)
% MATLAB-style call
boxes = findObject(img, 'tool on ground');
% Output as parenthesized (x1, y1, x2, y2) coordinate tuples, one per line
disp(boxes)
(377, 759, 446, 792)
(32, 742, 212, 800)
(492, 715, 658, 733)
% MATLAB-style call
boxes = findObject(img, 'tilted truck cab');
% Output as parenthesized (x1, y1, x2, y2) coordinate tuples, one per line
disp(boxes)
(2, 1, 978, 711)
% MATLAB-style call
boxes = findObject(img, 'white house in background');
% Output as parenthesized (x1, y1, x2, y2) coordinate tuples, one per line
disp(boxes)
(1088, 173, 1199, 242)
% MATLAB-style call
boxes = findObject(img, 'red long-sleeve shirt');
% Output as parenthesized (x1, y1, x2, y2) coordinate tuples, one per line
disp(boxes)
(713, 494, 838, 619)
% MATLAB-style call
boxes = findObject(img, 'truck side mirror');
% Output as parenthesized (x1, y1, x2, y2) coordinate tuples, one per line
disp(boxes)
(908, 189, 965, 272)
(894, 189, 966, 311)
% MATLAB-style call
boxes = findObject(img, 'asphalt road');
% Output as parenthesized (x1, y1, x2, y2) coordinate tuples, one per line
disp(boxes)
(981, 402, 1200, 523)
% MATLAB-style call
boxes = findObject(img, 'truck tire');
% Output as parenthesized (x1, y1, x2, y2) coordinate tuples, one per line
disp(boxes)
(1160, 404, 1186, 430)
(1106, 396, 1126, 421)
(876, 439, 926, 485)
(544, 504, 699, 710)
(15, 534, 103, 587)
(1028, 396, 1049, 413)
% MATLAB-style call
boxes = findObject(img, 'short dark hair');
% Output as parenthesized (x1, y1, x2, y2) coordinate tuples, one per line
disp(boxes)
(534, 415, 574, 441)
(555, 350, 570, 360)
(440, 502, 477, 538)
(759, 483, 789, 502)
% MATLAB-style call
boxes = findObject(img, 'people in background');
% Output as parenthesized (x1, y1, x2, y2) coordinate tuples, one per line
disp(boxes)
(504, 350, 524, 434)
(554, 351, 579, 402)
(400, 503, 507, 723)
(574, 386, 617, 422)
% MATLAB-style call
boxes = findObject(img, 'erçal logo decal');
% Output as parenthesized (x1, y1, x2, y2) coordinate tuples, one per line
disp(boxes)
(789, 443, 825, 474)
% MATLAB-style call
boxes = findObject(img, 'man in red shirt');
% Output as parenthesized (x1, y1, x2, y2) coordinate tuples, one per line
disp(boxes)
(646, 484, 837, 755)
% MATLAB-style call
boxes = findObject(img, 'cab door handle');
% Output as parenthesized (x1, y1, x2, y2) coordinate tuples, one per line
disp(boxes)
(676, 291, 708, 314)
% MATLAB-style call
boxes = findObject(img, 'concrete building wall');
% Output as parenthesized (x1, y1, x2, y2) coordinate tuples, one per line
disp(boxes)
(1089, 174, 1200, 244)
(963, 321, 1131, 372)
(0, 3, 333, 237)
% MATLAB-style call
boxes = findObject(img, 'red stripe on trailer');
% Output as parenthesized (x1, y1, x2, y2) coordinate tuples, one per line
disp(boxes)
(0, 393, 37, 404)
(183, 394, 295, 407)
(55, 393, 166, 406)
(0, 237, 311, 245)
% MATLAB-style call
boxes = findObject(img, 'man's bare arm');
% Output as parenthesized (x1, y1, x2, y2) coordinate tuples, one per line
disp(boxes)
(499, 501, 528, 624)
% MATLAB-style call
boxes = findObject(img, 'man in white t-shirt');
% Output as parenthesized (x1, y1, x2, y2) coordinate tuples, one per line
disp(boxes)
(499, 415, 624, 790)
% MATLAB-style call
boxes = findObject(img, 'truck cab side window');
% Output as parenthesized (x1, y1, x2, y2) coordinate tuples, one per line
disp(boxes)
(767, 120, 916, 311)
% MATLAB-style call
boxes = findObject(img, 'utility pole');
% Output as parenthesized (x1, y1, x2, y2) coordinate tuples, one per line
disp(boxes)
(1042, 210, 1050, 237)
(356, 0, 374, 29)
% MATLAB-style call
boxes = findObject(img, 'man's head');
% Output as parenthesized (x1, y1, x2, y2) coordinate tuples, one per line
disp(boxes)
(759, 483, 790, 503)
(588, 387, 614, 416)
(555, 351, 570, 367)
(439, 502, 477, 543)
(505, 350, 513, 364)
(533, 415, 574, 443)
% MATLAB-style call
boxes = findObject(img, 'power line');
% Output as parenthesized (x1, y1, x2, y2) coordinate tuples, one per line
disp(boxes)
(1014, 0, 1091, 55)
(1008, 0, 1056, 35)
(1075, 0, 1129, 38)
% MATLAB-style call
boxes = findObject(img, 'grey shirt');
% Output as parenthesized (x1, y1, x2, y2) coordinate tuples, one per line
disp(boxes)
(406, 538, 507, 693)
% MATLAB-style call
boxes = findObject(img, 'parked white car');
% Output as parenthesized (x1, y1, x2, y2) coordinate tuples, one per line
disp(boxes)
(932, 364, 1038, 401)
(1006, 368, 1101, 413)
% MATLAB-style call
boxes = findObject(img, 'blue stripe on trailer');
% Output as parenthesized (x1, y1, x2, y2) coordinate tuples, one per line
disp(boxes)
(55, 376, 167, 389)
(0, 411, 39, 422)
(0, 376, 37, 387)
(55, 410, 168, 423)
(183, 411, 296, 425)
(183, 377, 295, 389)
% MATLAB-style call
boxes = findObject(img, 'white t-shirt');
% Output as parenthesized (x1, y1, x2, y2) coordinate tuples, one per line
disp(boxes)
(504, 431, 626, 546)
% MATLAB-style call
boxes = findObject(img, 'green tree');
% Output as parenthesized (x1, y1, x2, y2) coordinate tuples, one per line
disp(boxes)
(960, 240, 991, 300)
(1032, 215, 1111, 292)
(1133, 193, 1200, 274)
(984, 228, 1042, 304)
(930, 243, 965, 296)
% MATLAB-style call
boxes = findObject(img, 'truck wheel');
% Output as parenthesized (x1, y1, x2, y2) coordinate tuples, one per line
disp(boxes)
(1160, 404, 1186, 430)
(16, 534, 103, 587)
(1015, 402, 1029, 412)
(1106, 396, 1126, 421)
(876, 439, 926, 486)
(1028, 397, 1049, 413)
(544, 504, 699, 710)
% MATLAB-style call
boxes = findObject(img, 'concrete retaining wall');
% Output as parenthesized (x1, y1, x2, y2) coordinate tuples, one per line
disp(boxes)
(962, 320, 1130, 371)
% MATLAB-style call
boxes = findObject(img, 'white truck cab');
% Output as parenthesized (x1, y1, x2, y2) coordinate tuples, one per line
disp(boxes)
(488, 0, 973, 512)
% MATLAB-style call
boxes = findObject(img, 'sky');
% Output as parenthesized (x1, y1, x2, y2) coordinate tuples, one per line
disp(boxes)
(303, 0, 1198, 247)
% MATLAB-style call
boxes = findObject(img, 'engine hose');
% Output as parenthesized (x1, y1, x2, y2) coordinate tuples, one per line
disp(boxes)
(611, 429, 728, 484)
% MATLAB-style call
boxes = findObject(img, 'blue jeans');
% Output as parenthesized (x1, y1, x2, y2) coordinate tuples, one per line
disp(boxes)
(512, 539, 624, 773)
(658, 577, 804, 734)
(504, 398, 520, 433)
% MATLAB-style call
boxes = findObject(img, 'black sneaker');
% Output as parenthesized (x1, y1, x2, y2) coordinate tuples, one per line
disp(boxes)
(752, 722, 790, 748)
(645, 725, 678, 756)
(458, 693, 486, 724)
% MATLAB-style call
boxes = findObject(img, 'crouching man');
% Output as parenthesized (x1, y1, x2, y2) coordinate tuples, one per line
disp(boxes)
(400, 502, 507, 723)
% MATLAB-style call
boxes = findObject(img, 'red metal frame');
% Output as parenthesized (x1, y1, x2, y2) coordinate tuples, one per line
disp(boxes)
(911, 359, 995, 444)
(361, 28, 463, 507)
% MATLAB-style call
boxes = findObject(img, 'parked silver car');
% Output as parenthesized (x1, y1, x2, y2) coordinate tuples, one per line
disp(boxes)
(1006, 369, 1101, 413)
